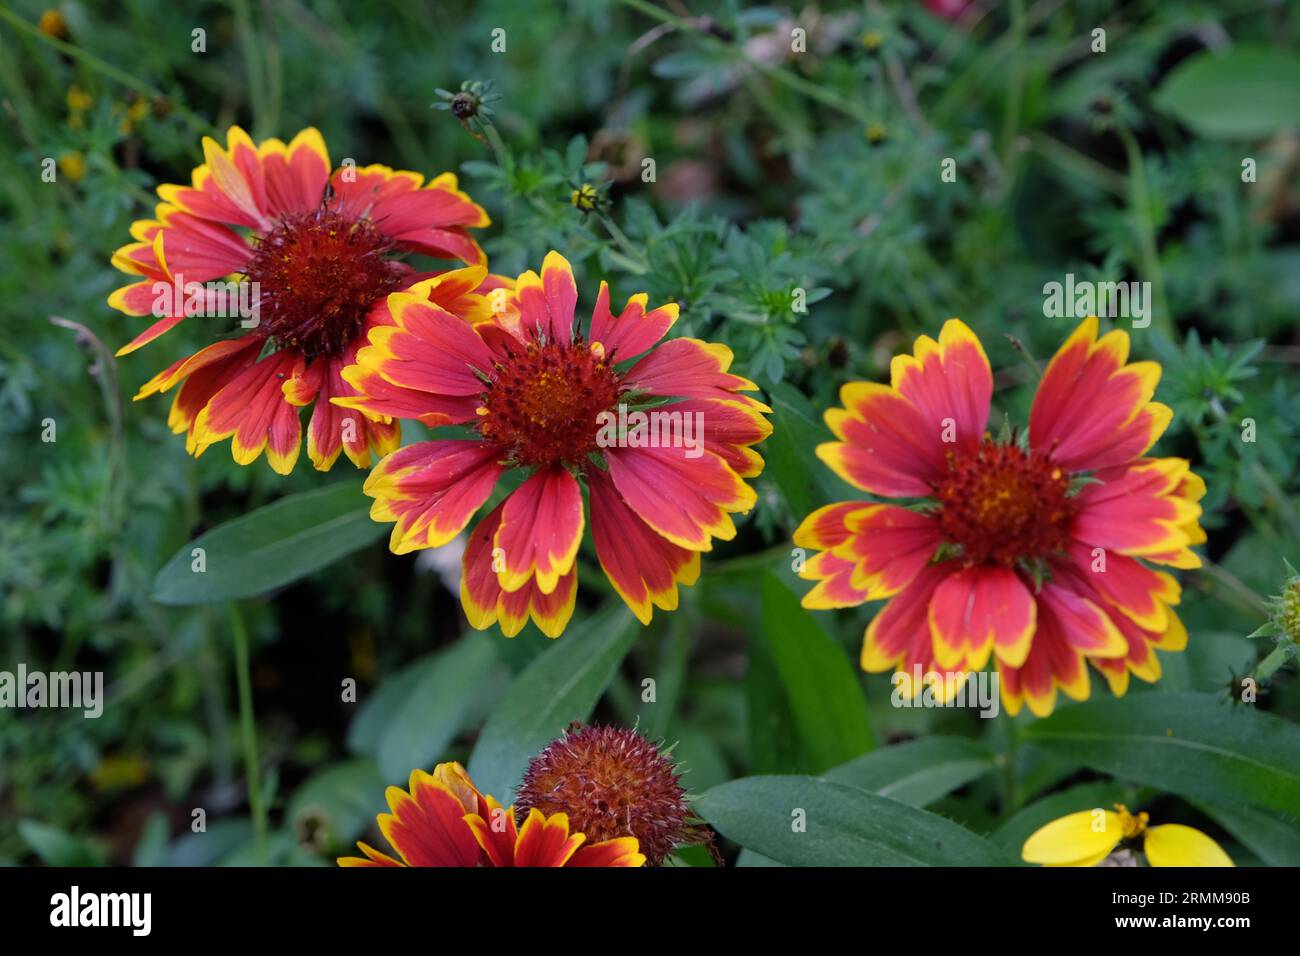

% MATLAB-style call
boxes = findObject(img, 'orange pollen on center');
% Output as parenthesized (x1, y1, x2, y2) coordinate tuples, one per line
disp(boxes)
(244, 207, 406, 358)
(1115, 804, 1149, 840)
(934, 441, 1075, 566)
(478, 336, 621, 468)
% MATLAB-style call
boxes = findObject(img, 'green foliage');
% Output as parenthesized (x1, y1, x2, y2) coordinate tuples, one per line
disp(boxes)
(695, 776, 1014, 866)
(151, 482, 383, 605)
(467, 605, 638, 803)
(1024, 694, 1300, 815)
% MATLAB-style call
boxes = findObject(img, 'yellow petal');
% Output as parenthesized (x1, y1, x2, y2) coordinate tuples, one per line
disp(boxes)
(1143, 824, 1234, 867)
(1022, 810, 1122, 866)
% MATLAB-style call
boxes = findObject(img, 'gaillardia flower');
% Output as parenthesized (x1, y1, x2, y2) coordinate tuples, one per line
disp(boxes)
(338, 762, 644, 868)
(1022, 804, 1233, 867)
(344, 251, 771, 637)
(517, 723, 712, 866)
(108, 125, 490, 473)
(796, 317, 1204, 716)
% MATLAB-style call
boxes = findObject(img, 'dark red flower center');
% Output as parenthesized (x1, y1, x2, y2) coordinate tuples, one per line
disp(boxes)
(934, 441, 1075, 566)
(477, 336, 621, 468)
(244, 208, 406, 358)
(517, 723, 694, 867)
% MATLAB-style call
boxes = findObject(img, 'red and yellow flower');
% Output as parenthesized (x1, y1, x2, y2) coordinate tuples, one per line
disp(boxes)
(108, 125, 490, 473)
(796, 317, 1203, 716)
(338, 762, 645, 867)
(1022, 804, 1233, 867)
(343, 251, 771, 637)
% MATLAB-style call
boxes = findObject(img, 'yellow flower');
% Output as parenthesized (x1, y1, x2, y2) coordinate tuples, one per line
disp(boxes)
(66, 84, 92, 113)
(861, 31, 884, 51)
(865, 122, 887, 144)
(1022, 803, 1233, 867)
(58, 151, 86, 182)
(570, 182, 601, 212)
(118, 98, 149, 134)
(39, 9, 68, 40)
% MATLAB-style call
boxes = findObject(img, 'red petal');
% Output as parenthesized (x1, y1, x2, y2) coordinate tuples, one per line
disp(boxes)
(493, 464, 585, 594)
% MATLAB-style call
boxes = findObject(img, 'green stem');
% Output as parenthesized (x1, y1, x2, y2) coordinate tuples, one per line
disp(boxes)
(998, 715, 1019, 817)
(597, 213, 650, 274)
(1031, 133, 1128, 198)
(230, 0, 268, 137)
(229, 603, 267, 863)
(616, 0, 871, 125)
(1199, 559, 1270, 619)
(1115, 125, 1172, 338)
(1000, 0, 1026, 168)
(1253, 644, 1292, 683)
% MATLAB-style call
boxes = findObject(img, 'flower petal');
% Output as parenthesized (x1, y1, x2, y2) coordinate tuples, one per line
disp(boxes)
(836, 504, 943, 599)
(192, 349, 302, 474)
(605, 445, 755, 551)
(156, 209, 252, 282)
(588, 466, 699, 625)
(512, 809, 585, 867)
(623, 338, 767, 408)
(463, 794, 519, 867)
(668, 398, 772, 478)
(497, 565, 578, 638)
(1143, 824, 1234, 867)
(1071, 458, 1202, 558)
(376, 769, 482, 867)
(493, 464, 584, 594)
(1022, 810, 1122, 866)
(365, 441, 504, 554)
(817, 381, 946, 497)
(929, 565, 1036, 672)
(588, 281, 679, 360)
(860, 562, 971, 702)
(1067, 542, 1179, 632)
(257, 127, 331, 217)
(997, 601, 1092, 718)
(1030, 317, 1167, 471)
(293, 355, 401, 470)
(362, 293, 493, 396)
(568, 837, 646, 867)
(888, 318, 992, 456)
(512, 251, 577, 347)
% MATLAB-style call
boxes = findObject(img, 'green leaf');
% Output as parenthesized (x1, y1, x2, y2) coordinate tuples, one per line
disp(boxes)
(166, 820, 253, 867)
(741, 736, 997, 868)
(745, 614, 802, 775)
(467, 605, 637, 802)
(346, 655, 443, 757)
(18, 820, 106, 866)
(826, 736, 993, 807)
(1023, 693, 1300, 816)
(1154, 47, 1300, 139)
(1193, 800, 1300, 867)
(759, 574, 872, 772)
(369, 634, 504, 780)
(764, 381, 854, 519)
(695, 776, 1013, 866)
(151, 481, 384, 604)
(287, 759, 387, 853)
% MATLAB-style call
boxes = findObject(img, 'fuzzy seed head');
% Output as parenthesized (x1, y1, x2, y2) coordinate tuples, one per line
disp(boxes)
(517, 723, 693, 866)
